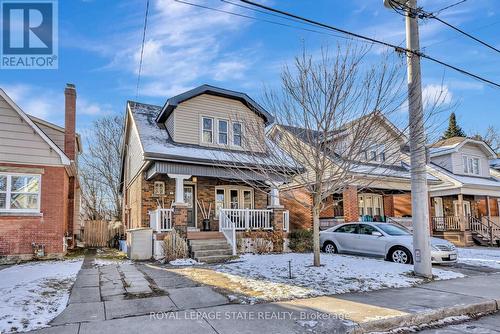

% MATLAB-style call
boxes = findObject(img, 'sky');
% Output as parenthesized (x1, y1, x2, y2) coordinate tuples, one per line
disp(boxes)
(1, 0, 499, 146)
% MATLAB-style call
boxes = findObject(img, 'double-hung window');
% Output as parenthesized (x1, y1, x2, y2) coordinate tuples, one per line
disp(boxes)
(232, 122, 242, 147)
(0, 174, 41, 212)
(202, 117, 213, 143)
(218, 120, 228, 145)
(462, 155, 480, 175)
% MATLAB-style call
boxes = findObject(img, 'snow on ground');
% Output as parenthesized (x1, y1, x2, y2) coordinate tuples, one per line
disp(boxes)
(213, 253, 464, 303)
(457, 247, 500, 269)
(93, 258, 131, 267)
(169, 258, 201, 266)
(0, 259, 82, 333)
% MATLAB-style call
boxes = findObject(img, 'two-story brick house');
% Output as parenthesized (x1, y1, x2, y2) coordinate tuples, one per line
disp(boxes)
(120, 85, 297, 262)
(0, 84, 81, 263)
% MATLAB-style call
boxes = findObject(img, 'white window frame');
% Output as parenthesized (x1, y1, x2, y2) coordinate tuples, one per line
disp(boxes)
(232, 121, 243, 147)
(201, 116, 214, 144)
(358, 194, 384, 218)
(0, 173, 41, 213)
(462, 154, 480, 175)
(217, 119, 229, 145)
(153, 181, 165, 196)
(214, 186, 254, 219)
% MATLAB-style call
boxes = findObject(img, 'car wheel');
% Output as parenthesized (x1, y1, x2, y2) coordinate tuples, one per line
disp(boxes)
(389, 247, 413, 264)
(322, 241, 337, 254)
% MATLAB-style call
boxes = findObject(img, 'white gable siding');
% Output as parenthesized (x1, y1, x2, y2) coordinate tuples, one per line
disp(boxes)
(431, 154, 453, 172)
(165, 113, 175, 138)
(0, 96, 63, 165)
(172, 94, 266, 153)
(32, 120, 65, 151)
(125, 113, 145, 184)
(433, 142, 491, 178)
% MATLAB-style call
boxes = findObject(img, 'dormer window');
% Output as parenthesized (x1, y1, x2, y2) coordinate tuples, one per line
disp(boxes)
(202, 117, 213, 143)
(463, 155, 480, 175)
(218, 119, 228, 145)
(233, 122, 242, 147)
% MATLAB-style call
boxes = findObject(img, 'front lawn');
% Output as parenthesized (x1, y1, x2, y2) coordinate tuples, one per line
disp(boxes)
(162, 253, 464, 304)
(0, 259, 82, 333)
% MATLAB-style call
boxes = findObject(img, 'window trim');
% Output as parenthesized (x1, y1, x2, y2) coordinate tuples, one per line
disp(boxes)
(231, 121, 243, 147)
(0, 173, 41, 213)
(462, 154, 480, 175)
(201, 116, 214, 144)
(153, 181, 165, 196)
(358, 193, 384, 218)
(214, 186, 254, 219)
(217, 119, 229, 145)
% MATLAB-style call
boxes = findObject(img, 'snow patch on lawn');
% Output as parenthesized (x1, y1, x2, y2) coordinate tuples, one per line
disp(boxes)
(169, 258, 201, 266)
(457, 247, 500, 269)
(214, 253, 463, 303)
(0, 259, 82, 333)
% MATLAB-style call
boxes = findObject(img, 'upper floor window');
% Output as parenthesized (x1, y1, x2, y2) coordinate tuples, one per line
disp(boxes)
(218, 120, 228, 145)
(233, 122, 242, 146)
(0, 174, 41, 212)
(463, 155, 480, 175)
(202, 117, 213, 143)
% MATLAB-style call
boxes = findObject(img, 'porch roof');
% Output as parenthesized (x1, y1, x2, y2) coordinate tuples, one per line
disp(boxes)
(145, 161, 288, 182)
(349, 162, 440, 182)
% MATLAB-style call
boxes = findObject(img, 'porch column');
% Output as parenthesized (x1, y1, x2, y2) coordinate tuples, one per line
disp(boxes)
(343, 185, 359, 222)
(486, 195, 491, 218)
(168, 174, 191, 238)
(458, 194, 465, 231)
(383, 195, 395, 218)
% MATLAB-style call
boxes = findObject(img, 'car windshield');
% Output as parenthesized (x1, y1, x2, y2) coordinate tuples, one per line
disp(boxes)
(375, 223, 411, 236)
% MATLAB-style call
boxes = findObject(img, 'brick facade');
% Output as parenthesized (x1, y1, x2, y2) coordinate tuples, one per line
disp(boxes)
(383, 195, 395, 217)
(342, 185, 359, 222)
(0, 163, 70, 262)
(281, 187, 313, 230)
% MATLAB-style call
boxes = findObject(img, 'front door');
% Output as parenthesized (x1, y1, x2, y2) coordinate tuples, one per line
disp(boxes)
(453, 200, 471, 216)
(184, 185, 195, 228)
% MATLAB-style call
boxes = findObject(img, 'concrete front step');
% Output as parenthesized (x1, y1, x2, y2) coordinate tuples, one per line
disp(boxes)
(193, 248, 233, 258)
(187, 231, 225, 240)
(195, 254, 234, 263)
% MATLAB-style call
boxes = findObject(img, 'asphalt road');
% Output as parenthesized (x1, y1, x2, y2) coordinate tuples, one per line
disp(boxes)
(417, 312, 500, 333)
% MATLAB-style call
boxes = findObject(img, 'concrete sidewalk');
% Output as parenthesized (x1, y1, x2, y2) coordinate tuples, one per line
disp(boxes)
(28, 264, 500, 334)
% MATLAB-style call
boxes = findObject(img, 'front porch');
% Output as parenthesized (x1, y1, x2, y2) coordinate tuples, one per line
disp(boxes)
(430, 194, 500, 246)
(145, 172, 290, 260)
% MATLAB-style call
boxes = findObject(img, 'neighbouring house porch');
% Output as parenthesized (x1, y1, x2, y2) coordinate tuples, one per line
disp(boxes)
(430, 193, 500, 246)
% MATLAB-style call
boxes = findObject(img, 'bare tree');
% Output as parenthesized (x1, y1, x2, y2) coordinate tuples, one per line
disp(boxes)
(80, 115, 123, 221)
(472, 126, 500, 154)
(215, 44, 416, 266)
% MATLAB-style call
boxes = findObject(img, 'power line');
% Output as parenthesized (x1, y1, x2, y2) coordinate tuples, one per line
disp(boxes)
(433, 0, 467, 15)
(174, 0, 355, 41)
(239, 0, 500, 89)
(424, 19, 500, 49)
(136, 0, 150, 99)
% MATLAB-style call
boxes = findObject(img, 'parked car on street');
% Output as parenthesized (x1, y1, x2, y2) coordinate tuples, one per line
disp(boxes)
(319, 222, 457, 265)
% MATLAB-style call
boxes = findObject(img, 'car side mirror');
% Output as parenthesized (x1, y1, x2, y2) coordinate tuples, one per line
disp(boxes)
(372, 231, 383, 237)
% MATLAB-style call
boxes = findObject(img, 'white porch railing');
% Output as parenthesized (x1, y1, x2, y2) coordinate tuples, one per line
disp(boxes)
(283, 210, 290, 232)
(220, 208, 273, 230)
(149, 208, 174, 232)
(219, 210, 237, 255)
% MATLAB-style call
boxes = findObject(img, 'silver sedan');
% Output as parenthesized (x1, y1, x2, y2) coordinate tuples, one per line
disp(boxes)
(319, 222, 457, 265)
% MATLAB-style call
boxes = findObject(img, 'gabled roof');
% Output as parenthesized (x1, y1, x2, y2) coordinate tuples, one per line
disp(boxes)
(429, 136, 496, 158)
(0, 89, 70, 165)
(155, 84, 274, 125)
(28, 114, 82, 154)
(127, 101, 297, 170)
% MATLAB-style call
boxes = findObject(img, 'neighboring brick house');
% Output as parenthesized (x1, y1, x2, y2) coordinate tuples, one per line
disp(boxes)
(120, 85, 298, 262)
(0, 84, 81, 263)
(269, 113, 440, 232)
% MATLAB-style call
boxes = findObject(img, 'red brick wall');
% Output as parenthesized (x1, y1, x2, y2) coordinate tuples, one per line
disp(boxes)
(343, 186, 359, 222)
(281, 187, 312, 230)
(320, 195, 335, 219)
(0, 164, 69, 260)
(394, 193, 412, 217)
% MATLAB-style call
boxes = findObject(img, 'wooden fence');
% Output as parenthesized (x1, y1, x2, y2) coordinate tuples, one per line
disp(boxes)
(83, 220, 124, 247)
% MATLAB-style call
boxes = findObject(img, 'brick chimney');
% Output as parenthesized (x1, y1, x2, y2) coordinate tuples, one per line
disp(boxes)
(64, 83, 76, 161)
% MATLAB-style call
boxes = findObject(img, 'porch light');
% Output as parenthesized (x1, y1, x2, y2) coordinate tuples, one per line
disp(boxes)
(192, 177, 197, 183)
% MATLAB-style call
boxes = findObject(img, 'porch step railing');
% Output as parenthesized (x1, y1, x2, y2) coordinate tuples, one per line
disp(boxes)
(219, 208, 273, 230)
(219, 210, 237, 255)
(149, 208, 174, 232)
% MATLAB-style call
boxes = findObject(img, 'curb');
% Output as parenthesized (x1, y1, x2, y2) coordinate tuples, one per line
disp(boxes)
(348, 300, 498, 333)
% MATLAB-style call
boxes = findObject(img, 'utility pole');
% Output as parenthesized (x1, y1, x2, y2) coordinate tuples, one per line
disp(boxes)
(386, 0, 432, 277)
